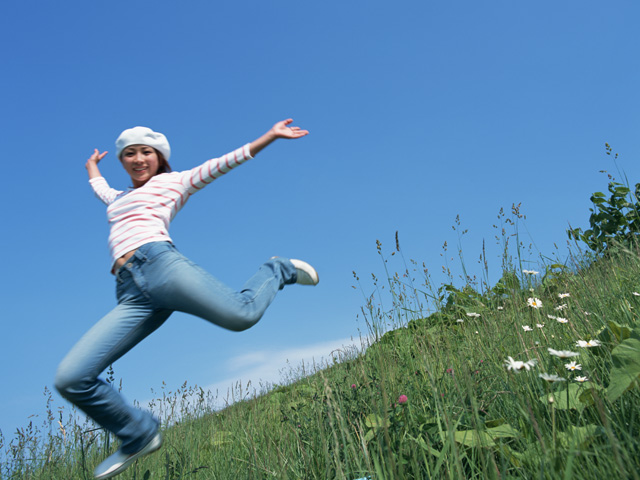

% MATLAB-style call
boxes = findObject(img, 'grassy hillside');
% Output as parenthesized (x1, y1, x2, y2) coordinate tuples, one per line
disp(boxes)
(3, 213, 640, 479)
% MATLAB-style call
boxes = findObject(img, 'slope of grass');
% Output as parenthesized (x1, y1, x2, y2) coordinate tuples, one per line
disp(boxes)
(3, 233, 640, 479)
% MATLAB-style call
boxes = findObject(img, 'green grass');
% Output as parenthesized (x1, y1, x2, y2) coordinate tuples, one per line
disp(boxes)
(3, 219, 640, 479)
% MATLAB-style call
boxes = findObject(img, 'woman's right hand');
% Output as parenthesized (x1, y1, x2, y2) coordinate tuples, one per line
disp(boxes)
(86, 149, 108, 168)
(86, 149, 108, 179)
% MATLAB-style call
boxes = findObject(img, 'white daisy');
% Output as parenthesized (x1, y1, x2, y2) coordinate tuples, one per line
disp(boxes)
(523, 269, 539, 275)
(456, 318, 464, 323)
(558, 293, 571, 299)
(466, 312, 480, 318)
(505, 356, 537, 372)
(536, 324, 545, 328)
(547, 314, 557, 320)
(556, 317, 569, 324)
(574, 376, 589, 383)
(522, 325, 533, 332)
(555, 304, 568, 311)
(548, 348, 580, 358)
(633, 292, 640, 297)
(576, 339, 601, 348)
(539, 373, 566, 383)
(497, 306, 504, 310)
(564, 361, 582, 371)
(527, 298, 543, 309)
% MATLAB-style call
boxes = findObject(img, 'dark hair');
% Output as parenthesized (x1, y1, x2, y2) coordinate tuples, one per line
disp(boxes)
(155, 149, 172, 174)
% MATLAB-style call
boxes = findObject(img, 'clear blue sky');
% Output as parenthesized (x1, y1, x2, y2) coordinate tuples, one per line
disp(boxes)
(2, 1, 640, 441)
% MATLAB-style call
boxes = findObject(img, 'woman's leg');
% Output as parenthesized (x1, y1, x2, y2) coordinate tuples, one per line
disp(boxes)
(54, 278, 171, 454)
(142, 246, 298, 331)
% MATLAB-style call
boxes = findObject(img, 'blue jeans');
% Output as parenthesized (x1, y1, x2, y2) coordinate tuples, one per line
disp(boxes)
(55, 241, 297, 453)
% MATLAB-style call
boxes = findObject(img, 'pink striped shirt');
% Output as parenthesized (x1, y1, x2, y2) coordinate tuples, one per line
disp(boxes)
(90, 144, 252, 271)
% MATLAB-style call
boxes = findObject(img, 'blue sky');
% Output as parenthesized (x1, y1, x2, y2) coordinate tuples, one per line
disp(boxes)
(2, 1, 640, 441)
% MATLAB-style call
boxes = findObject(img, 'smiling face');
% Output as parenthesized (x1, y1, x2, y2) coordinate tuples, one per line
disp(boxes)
(120, 145, 160, 188)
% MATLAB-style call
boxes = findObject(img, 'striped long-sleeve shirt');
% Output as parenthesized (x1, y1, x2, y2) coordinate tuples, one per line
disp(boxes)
(90, 144, 252, 271)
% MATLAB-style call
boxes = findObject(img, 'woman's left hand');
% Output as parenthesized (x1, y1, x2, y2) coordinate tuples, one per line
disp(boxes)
(249, 118, 309, 157)
(271, 118, 309, 139)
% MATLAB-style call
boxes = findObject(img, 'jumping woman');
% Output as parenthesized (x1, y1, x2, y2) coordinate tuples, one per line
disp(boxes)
(54, 119, 318, 479)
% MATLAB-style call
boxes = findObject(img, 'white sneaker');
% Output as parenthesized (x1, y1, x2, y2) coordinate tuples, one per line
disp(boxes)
(94, 432, 162, 479)
(290, 259, 319, 285)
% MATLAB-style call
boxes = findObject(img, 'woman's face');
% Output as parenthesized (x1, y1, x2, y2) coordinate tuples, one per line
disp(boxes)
(120, 145, 160, 188)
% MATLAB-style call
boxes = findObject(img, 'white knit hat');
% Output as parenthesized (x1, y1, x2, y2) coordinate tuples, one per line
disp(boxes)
(115, 126, 171, 161)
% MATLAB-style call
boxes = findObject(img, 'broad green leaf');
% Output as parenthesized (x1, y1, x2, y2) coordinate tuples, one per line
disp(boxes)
(453, 424, 519, 448)
(557, 425, 600, 450)
(607, 337, 640, 402)
(540, 383, 585, 411)
(364, 413, 388, 430)
(597, 321, 632, 346)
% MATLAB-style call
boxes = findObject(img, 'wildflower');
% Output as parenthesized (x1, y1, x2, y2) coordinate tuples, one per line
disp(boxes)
(351, 384, 357, 389)
(574, 376, 589, 383)
(497, 306, 504, 310)
(536, 324, 545, 329)
(555, 304, 568, 311)
(556, 317, 569, 324)
(539, 373, 566, 383)
(559, 293, 571, 299)
(547, 314, 557, 320)
(397, 394, 408, 404)
(504, 356, 537, 372)
(456, 318, 464, 323)
(523, 269, 539, 275)
(466, 312, 480, 318)
(633, 292, 640, 297)
(548, 348, 580, 358)
(564, 361, 582, 371)
(576, 339, 601, 348)
(522, 325, 533, 332)
(527, 298, 543, 309)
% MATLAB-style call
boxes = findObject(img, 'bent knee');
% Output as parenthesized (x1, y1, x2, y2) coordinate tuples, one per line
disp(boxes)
(54, 362, 91, 398)
(226, 310, 263, 332)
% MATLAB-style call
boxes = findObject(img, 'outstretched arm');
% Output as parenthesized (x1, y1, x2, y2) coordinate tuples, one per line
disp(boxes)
(86, 149, 108, 180)
(249, 119, 309, 157)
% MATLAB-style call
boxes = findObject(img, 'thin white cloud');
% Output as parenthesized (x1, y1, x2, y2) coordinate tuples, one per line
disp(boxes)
(141, 335, 371, 419)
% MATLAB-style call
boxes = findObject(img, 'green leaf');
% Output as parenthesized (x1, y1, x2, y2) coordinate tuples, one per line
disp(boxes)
(607, 337, 640, 402)
(557, 425, 601, 450)
(364, 413, 388, 430)
(540, 383, 585, 411)
(453, 424, 520, 448)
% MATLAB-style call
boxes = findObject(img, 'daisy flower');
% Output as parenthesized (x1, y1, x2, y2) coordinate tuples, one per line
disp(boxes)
(505, 356, 537, 372)
(547, 314, 557, 320)
(558, 293, 571, 299)
(633, 292, 640, 297)
(576, 339, 601, 348)
(539, 373, 566, 383)
(556, 317, 569, 324)
(548, 348, 580, 358)
(523, 269, 539, 275)
(537, 324, 545, 328)
(522, 325, 533, 332)
(574, 376, 589, 383)
(466, 312, 480, 318)
(497, 306, 504, 310)
(555, 304, 568, 311)
(527, 297, 543, 309)
(564, 361, 582, 371)
(456, 318, 464, 323)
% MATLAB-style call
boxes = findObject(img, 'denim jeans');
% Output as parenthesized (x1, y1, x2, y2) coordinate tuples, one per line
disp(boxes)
(55, 241, 297, 453)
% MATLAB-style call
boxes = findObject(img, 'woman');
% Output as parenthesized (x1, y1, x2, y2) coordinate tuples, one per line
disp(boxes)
(55, 119, 318, 479)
